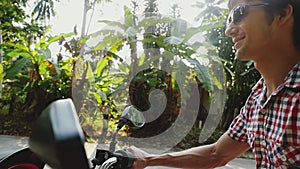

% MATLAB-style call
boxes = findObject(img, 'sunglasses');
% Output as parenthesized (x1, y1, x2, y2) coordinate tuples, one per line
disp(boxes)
(226, 3, 269, 27)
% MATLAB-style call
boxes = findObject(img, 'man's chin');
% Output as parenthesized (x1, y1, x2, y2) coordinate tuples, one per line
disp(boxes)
(234, 50, 250, 61)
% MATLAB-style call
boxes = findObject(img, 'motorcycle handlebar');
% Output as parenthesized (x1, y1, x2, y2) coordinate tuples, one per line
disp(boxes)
(91, 149, 134, 169)
(98, 157, 117, 169)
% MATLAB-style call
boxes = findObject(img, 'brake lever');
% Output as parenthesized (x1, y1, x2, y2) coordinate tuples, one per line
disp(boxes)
(98, 157, 117, 169)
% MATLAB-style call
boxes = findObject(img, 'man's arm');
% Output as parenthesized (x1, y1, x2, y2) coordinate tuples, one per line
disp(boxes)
(129, 133, 250, 169)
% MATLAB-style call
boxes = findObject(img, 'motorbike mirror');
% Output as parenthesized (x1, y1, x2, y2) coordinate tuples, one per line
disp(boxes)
(120, 105, 145, 129)
(110, 105, 146, 152)
(29, 98, 89, 169)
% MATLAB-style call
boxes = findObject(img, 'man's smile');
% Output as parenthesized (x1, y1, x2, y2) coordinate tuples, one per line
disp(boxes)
(233, 36, 245, 49)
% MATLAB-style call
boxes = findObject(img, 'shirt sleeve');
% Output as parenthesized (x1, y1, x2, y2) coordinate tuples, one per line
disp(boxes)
(227, 106, 248, 143)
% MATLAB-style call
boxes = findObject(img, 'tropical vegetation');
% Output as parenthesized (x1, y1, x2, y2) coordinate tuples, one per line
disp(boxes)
(0, 0, 260, 149)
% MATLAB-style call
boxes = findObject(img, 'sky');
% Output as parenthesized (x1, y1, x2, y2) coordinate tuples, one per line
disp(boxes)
(26, 0, 209, 36)
(24, 0, 218, 59)
(24, 0, 227, 62)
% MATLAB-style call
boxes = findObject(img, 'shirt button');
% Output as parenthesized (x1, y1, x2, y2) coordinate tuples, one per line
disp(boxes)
(260, 109, 267, 114)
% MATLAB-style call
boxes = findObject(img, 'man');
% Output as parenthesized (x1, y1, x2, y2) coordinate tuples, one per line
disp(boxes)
(128, 0, 300, 168)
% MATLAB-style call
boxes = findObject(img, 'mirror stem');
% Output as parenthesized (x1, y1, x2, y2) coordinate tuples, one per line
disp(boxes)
(109, 129, 120, 152)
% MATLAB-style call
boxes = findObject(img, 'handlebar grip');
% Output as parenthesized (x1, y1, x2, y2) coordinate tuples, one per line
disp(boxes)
(92, 149, 134, 169)
(114, 149, 134, 169)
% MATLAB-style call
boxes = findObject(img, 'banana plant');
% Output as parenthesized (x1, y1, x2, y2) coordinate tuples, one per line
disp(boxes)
(78, 4, 227, 114)
(3, 31, 74, 117)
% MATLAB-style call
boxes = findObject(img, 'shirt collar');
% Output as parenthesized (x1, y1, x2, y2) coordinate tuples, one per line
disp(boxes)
(283, 61, 300, 88)
(251, 61, 300, 98)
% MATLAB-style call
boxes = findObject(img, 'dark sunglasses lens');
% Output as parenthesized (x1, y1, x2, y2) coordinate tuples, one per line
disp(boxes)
(227, 5, 247, 26)
(234, 5, 247, 23)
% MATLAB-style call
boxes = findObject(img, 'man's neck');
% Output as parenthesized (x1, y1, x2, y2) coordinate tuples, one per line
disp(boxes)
(254, 51, 300, 98)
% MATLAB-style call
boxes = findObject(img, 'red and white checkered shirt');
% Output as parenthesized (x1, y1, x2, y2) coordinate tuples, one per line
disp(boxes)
(227, 62, 300, 168)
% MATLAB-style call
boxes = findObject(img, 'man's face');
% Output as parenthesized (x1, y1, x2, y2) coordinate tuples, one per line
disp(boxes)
(225, 0, 275, 61)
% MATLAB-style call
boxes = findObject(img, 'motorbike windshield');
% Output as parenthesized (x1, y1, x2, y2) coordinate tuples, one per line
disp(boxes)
(71, 3, 226, 154)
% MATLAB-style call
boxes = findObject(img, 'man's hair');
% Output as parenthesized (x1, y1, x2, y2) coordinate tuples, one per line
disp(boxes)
(228, 0, 300, 51)
(263, 0, 300, 51)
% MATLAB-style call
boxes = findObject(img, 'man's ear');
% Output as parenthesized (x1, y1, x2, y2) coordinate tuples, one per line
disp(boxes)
(277, 4, 293, 25)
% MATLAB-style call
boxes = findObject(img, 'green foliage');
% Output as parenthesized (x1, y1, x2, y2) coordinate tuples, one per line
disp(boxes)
(1, 31, 75, 117)
(197, 1, 261, 130)
(62, 1, 235, 143)
(0, 0, 261, 146)
(0, 0, 45, 44)
(0, 63, 4, 81)
(32, 0, 60, 23)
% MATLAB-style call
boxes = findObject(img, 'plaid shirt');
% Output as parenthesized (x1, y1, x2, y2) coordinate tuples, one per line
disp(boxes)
(227, 62, 300, 168)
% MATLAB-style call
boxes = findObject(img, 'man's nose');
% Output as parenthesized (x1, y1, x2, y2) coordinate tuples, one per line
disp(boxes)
(225, 23, 238, 37)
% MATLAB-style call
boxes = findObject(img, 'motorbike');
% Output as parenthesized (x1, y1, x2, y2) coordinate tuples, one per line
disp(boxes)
(0, 98, 145, 169)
